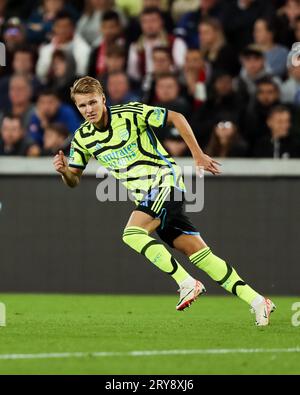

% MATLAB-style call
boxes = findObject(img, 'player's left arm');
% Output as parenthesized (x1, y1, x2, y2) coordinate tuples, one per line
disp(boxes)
(167, 110, 221, 175)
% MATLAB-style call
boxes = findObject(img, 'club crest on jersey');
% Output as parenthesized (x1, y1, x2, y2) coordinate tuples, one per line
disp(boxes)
(154, 108, 163, 121)
(120, 130, 129, 141)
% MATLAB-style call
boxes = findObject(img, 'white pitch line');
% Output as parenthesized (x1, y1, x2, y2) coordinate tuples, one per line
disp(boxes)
(0, 348, 300, 361)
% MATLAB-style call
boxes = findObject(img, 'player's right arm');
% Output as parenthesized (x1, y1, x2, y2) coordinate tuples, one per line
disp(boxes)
(53, 150, 82, 188)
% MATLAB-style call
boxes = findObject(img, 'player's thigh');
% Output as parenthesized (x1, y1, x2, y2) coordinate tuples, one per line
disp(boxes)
(173, 234, 208, 256)
(125, 210, 161, 234)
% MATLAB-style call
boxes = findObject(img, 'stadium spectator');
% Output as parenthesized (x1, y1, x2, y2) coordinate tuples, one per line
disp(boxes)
(243, 76, 282, 150)
(28, 89, 81, 146)
(95, 45, 128, 90)
(253, 105, 300, 158)
(124, 0, 175, 46)
(127, 7, 187, 82)
(152, 73, 190, 156)
(41, 122, 71, 155)
(198, 17, 240, 77)
(0, 114, 40, 156)
(144, 0, 174, 33)
(181, 48, 209, 109)
(87, 10, 126, 80)
(75, 0, 123, 46)
(281, 54, 300, 106)
(26, 0, 78, 45)
(191, 70, 242, 147)
(36, 11, 91, 82)
(253, 18, 289, 77)
(104, 45, 127, 74)
(142, 46, 175, 103)
(175, 0, 225, 48)
(0, 45, 41, 105)
(0, 17, 27, 78)
(45, 49, 77, 104)
(106, 71, 140, 106)
(222, 0, 275, 52)
(0, 74, 34, 130)
(236, 44, 275, 103)
(276, 0, 300, 47)
(205, 116, 249, 158)
(153, 73, 190, 115)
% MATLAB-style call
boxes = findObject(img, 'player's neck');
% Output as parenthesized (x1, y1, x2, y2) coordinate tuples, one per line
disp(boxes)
(94, 106, 109, 131)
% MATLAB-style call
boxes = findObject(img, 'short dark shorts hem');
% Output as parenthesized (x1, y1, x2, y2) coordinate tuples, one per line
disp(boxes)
(134, 188, 200, 248)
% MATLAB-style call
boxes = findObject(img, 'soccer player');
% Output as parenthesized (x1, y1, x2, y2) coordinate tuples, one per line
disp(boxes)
(53, 76, 275, 326)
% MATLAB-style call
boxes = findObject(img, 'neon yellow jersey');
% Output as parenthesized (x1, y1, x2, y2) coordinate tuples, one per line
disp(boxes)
(69, 102, 186, 203)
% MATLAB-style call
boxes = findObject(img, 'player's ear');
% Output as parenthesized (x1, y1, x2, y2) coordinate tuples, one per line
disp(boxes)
(102, 94, 106, 104)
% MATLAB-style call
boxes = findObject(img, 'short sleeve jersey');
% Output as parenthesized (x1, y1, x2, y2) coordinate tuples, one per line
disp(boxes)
(69, 102, 186, 203)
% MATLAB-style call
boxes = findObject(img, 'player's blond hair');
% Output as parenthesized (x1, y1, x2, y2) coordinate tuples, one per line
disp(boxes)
(70, 76, 105, 102)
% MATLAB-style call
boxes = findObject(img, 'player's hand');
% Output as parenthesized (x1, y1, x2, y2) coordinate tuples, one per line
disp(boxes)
(53, 150, 68, 175)
(194, 153, 221, 176)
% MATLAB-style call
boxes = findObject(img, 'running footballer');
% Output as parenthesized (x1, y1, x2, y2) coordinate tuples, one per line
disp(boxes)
(53, 76, 275, 326)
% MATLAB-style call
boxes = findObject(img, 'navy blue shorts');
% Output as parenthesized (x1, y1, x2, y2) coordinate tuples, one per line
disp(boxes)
(135, 186, 200, 247)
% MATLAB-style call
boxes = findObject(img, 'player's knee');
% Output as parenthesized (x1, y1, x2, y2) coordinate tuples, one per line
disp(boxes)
(122, 227, 145, 247)
(122, 227, 149, 254)
(122, 231, 131, 247)
(122, 230, 130, 246)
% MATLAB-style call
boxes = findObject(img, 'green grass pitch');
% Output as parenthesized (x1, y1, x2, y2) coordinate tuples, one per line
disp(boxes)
(0, 294, 299, 375)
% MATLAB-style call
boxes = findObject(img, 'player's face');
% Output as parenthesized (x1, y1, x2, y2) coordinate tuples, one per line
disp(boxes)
(75, 93, 106, 124)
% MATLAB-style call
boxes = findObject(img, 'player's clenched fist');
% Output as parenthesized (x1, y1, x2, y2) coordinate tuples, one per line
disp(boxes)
(53, 150, 68, 174)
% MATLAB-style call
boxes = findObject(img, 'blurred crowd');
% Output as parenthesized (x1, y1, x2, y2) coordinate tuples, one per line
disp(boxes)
(1, 0, 300, 159)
